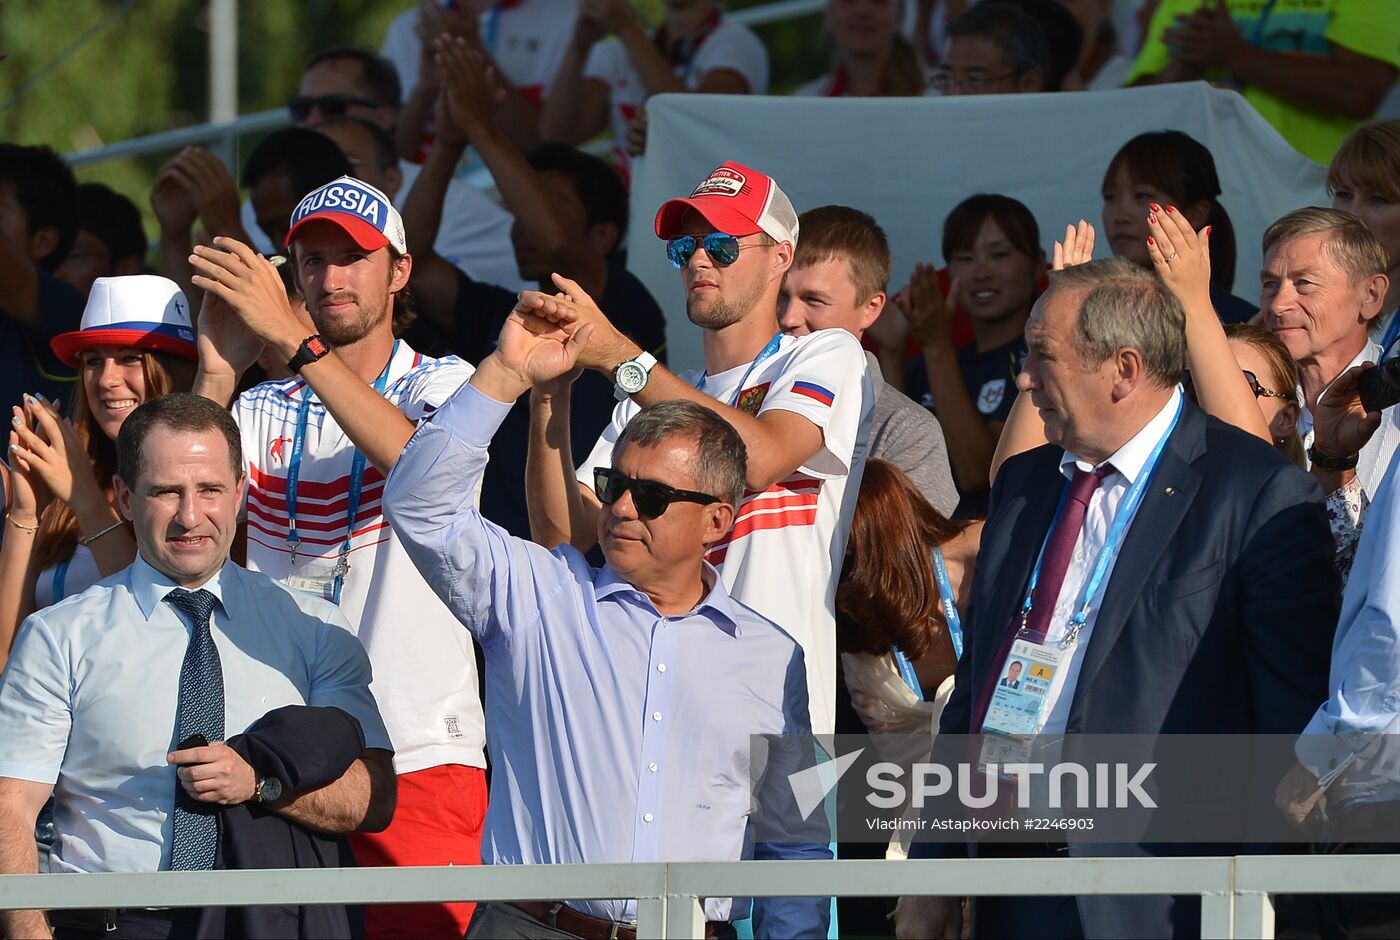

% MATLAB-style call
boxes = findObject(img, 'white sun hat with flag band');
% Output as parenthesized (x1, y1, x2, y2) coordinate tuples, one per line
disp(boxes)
(50, 275, 197, 367)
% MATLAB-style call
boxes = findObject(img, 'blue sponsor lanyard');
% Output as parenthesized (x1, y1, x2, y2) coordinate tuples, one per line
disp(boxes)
(1018, 394, 1183, 647)
(930, 545, 963, 661)
(285, 341, 397, 605)
(699, 332, 783, 406)
(891, 647, 923, 700)
(483, 0, 503, 52)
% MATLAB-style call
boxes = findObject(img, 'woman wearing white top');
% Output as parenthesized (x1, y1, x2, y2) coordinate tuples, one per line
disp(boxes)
(1, 275, 197, 670)
(836, 458, 982, 857)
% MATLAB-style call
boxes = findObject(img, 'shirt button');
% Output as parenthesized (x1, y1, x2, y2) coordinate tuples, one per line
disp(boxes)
(649, 762, 658, 772)
(657, 663, 667, 673)
(643, 812, 654, 823)
(652, 711, 662, 721)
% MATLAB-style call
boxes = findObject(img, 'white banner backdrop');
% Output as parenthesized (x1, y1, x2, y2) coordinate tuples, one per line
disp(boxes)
(628, 82, 1328, 373)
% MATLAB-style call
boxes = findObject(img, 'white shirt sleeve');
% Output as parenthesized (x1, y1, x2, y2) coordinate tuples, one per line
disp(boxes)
(583, 37, 630, 86)
(691, 22, 770, 93)
(0, 614, 70, 784)
(757, 329, 872, 478)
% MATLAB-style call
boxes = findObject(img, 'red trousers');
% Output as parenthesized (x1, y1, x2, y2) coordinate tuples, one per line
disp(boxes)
(349, 764, 488, 939)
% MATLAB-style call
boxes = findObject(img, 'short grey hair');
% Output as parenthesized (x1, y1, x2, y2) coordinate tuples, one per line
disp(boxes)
(1048, 257, 1186, 387)
(1263, 207, 1389, 285)
(616, 401, 747, 506)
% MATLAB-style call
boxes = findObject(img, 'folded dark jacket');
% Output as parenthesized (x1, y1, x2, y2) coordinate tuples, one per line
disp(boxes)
(196, 705, 368, 940)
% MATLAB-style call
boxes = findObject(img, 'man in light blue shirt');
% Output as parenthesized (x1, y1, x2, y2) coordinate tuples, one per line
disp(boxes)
(383, 313, 831, 939)
(0, 393, 395, 940)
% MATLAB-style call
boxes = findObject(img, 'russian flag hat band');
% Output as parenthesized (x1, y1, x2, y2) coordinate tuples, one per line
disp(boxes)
(285, 175, 408, 254)
(50, 275, 198, 367)
(654, 161, 800, 247)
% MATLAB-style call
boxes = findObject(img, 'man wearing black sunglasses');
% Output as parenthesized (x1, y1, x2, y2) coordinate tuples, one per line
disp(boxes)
(236, 46, 524, 293)
(523, 161, 875, 741)
(383, 312, 831, 940)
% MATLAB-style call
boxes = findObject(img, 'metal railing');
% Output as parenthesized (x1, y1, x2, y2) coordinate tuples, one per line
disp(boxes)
(3, 855, 1397, 939)
(63, 0, 826, 171)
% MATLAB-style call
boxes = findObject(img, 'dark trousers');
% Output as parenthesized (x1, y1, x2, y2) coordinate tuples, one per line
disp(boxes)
(51, 909, 200, 940)
(465, 903, 585, 939)
(970, 842, 1085, 940)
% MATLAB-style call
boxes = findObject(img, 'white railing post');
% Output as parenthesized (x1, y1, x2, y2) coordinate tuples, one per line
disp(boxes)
(1232, 892, 1274, 940)
(664, 895, 705, 939)
(1200, 891, 1234, 939)
(637, 896, 667, 939)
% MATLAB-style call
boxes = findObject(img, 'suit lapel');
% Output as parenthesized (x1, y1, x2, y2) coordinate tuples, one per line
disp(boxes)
(1065, 404, 1206, 726)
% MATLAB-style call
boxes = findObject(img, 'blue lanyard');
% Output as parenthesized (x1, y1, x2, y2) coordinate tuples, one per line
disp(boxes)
(1381, 309, 1400, 360)
(931, 545, 963, 661)
(699, 332, 783, 406)
(1018, 394, 1184, 646)
(53, 558, 69, 603)
(285, 341, 398, 605)
(891, 647, 923, 700)
(483, 0, 502, 52)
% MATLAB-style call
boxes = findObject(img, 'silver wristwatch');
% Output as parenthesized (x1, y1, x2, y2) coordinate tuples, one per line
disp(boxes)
(254, 774, 284, 805)
(613, 351, 657, 400)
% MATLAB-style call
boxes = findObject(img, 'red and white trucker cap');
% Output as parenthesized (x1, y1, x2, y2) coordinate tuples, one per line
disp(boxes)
(654, 162, 799, 246)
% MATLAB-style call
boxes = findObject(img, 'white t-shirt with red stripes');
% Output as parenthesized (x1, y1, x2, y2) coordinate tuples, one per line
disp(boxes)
(578, 328, 874, 734)
(233, 342, 485, 775)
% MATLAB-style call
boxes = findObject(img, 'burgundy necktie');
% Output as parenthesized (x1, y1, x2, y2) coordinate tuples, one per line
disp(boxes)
(972, 464, 1112, 732)
(1022, 464, 1114, 643)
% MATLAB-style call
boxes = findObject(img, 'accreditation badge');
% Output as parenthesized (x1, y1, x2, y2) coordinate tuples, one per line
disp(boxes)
(979, 638, 1063, 768)
(284, 554, 349, 604)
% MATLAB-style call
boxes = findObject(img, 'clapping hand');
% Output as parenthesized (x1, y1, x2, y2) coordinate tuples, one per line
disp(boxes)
(496, 307, 595, 386)
(903, 263, 959, 351)
(196, 285, 266, 382)
(1163, 0, 1245, 72)
(515, 273, 634, 371)
(6, 396, 90, 508)
(435, 35, 503, 141)
(189, 237, 305, 356)
(1051, 219, 1095, 271)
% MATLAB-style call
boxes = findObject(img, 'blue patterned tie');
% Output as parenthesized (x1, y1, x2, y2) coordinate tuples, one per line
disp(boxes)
(165, 588, 224, 871)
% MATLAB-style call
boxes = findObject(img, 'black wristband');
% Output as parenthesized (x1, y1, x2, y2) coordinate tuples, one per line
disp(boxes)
(1308, 445, 1359, 472)
(286, 334, 329, 375)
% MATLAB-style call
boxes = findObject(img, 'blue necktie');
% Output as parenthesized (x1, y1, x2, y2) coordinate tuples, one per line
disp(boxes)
(165, 588, 224, 871)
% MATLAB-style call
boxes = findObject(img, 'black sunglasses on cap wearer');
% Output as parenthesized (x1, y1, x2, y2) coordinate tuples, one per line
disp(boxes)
(1182, 369, 1295, 402)
(286, 93, 384, 122)
(593, 467, 720, 519)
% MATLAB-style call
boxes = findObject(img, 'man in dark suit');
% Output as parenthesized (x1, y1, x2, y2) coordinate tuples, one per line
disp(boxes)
(896, 258, 1339, 940)
(999, 660, 1024, 690)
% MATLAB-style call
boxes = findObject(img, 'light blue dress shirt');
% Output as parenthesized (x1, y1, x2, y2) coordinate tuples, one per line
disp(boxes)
(0, 555, 392, 874)
(383, 382, 831, 938)
(1297, 448, 1400, 804)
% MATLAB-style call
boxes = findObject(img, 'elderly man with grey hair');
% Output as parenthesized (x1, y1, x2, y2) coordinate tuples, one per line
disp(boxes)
(382, 311, 830, 940)
(897, 257, 1338, 940)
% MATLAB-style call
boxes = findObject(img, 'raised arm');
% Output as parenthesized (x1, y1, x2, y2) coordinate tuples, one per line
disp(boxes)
(539, 9, 611, 144)
(188, 238, 417, 474)
(439, 38, 608, 298)
(901, 264, 1002, 494)
(1146, 206, 1270, 442)
(400, 109, 471, 333)
(525, 376, 597, 549)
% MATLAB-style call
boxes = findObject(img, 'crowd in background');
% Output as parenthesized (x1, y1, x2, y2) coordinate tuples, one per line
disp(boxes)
(2, 1, 1400, 939)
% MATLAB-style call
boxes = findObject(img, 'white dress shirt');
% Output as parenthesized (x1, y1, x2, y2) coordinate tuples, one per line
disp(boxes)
(1037, 388, 1183, 734)
(1298, 340, 1400, 500)
(0, 555, 391, 874)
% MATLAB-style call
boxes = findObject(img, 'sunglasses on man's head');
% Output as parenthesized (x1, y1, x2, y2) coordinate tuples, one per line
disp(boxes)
(287, 93, 383, 122)
(665, 233, 758, 269)
(1183, 369, 1295, 402)
(593, 467, 720, 519)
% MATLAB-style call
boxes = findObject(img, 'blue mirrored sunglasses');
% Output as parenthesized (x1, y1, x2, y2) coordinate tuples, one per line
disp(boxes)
(665, 233, 744, 269)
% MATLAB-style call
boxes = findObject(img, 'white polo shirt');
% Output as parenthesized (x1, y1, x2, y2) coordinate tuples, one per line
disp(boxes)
(233, 342, 485, 775)
(578, 328, 874, 734)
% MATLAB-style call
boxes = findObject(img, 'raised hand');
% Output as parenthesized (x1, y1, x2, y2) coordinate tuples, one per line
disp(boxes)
(436, 35, 501, 138)
(1146, 203, 1213, 312)
(1163, 0, 1244, 71)
(196, 285, 266, 382)
(497, 308, 595, 386)
(189, 237, 305, 355)
(150, 164, 198, 236)
(7, 401, 54, 522)
(904, 263, 958, 351)
(1051, 220, 1095, 271)
(8, 396, 104, 513)
(625, 105, 648, 158)
(165, 147, 245, 239)
(516, 273, 635, 371)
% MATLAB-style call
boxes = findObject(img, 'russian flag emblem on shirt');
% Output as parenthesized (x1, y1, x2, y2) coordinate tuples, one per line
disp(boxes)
(792, 380, 835, 406)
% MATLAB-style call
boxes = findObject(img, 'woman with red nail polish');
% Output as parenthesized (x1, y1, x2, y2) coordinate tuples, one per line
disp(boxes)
(1100, 130, 1257, 324)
